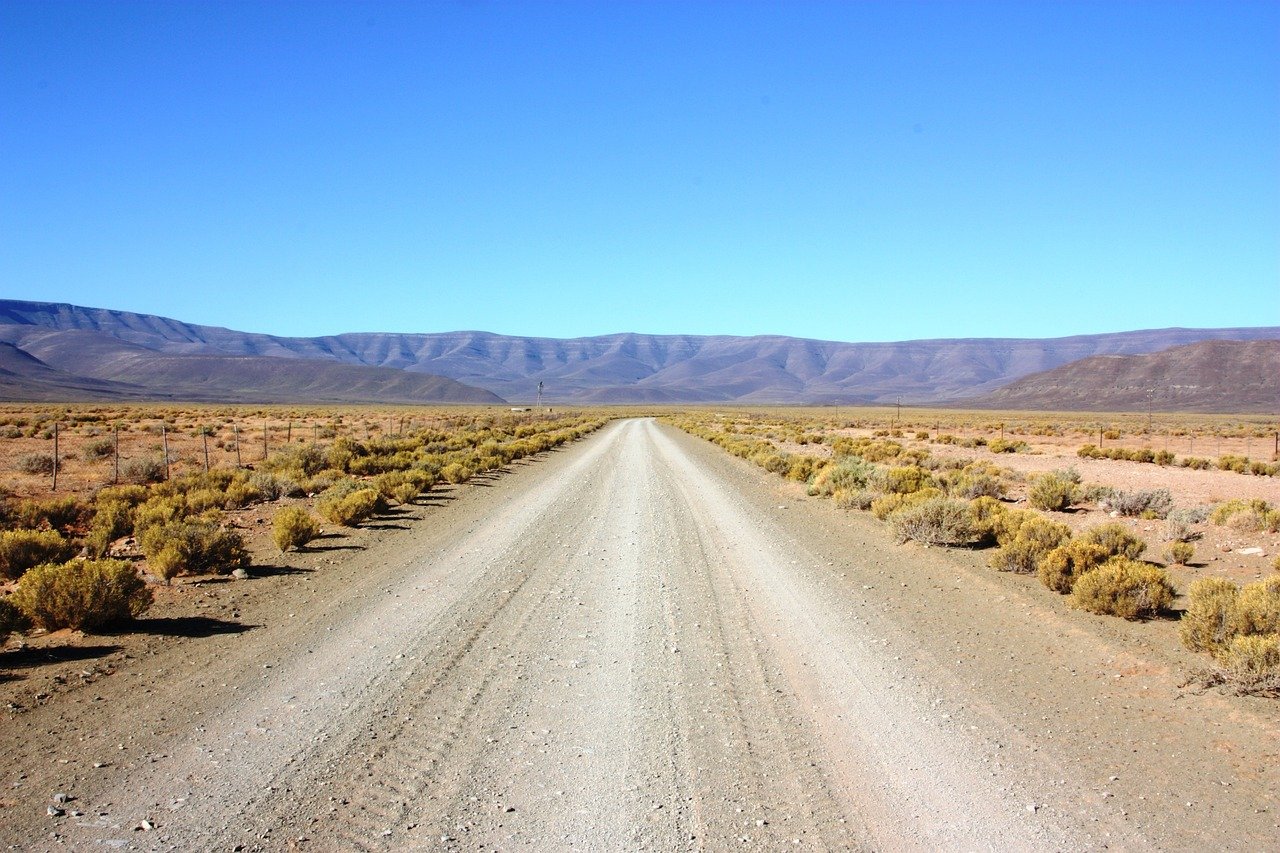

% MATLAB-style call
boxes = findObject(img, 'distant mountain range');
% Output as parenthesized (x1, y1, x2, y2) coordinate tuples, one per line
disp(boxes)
(968, 339, 1279, 413)
(0, 300, 1275, 409)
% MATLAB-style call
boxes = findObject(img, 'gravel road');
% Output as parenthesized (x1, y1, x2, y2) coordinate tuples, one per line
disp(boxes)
(4, 418, 1277, 851)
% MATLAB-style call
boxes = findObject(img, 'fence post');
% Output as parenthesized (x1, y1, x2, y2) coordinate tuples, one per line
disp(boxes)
(52, 421, 58, 491)
(203, 428, 210, 473)
(162, 422, 170, 481)
(262, 421, 268, 461)
(234, 423, 242, 467)
(113, 424, 120, 484)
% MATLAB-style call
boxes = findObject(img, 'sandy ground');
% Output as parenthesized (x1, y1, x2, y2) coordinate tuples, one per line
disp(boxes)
(2, 419, 1278, 850)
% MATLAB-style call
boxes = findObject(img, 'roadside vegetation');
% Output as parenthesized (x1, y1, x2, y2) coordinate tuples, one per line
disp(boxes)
(0, 406, 606, 641)
(666, 407, 1280, 697)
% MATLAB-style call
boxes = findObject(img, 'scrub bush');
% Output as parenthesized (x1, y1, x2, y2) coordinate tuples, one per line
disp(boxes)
(317, 487, 381, 528)
(1102, 488, 1173, 519)
(1179, 578, 1241, 654)
(11, 559, 152, 631)
(0, 529, 77, 580)
(1069, 558, 1175, 620)
(1165, 541, 1195, 565)
(1077, 522, 1146, 560)
(140, 519, 250, 582)
(1038, 540, 1110, 594)
(1027, 469, 1081, 512)
(272, 506, 320, 552)
(891, 498, 976, 546)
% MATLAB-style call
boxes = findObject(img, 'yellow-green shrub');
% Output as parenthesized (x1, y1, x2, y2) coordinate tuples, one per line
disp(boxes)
(876, 465, 932, 495)
(988, 513, 1070, 574)
(1038, 540, 1110, 593)
(272, 506, 319, 552)
(966, 496, 1006, 545)
(1235, 576, 1280, 636)
(0, 596, 27, 638)
(1069, 558, 1175, 620)
(12, 496, 89, 533)
(317, 487, 380, 527)
(890, 498, 976, 546)
(1027, 470, 1081, 512)
(1180, 577, 1241, 654)
(1077, 522, 1146, 561)
(0, 529, 77, 580)
(84, 499, 135, 558)
(11, 559, 152, 631)
(139, 519, 249, 581)
(870, 488, 941, 521)
(1165, 541, 1195, 565)
(1216, 635, 1280, 693)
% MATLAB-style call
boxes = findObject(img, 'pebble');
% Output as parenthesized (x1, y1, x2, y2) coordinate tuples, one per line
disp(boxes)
(46, 806, 64, 817)
(232, 568, 251, 580)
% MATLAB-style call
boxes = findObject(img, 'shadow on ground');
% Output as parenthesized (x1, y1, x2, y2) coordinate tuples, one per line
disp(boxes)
(124, 616, 257, 638)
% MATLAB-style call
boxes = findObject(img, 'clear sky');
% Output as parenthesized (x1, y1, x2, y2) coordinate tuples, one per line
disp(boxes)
(2, 1, 1276, 342)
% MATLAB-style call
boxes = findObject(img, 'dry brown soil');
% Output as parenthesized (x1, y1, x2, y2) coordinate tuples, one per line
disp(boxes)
(1, 419, 1278, 850)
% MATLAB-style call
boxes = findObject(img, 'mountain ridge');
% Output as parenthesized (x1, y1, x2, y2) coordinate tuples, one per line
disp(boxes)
(0, 300, 1275, 407)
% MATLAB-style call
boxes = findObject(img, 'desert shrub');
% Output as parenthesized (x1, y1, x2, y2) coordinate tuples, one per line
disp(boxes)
(1102, 488, 1173, 519)
(874, 466, 932, 495)
(317, 487, 381, 527)
(1179, 578, 1241, 654)
(834, 488, 877, 511)
(184, 487, 227, 515)
(248, 470, 292, 500)
(83, 438, 115, 460)
(1027, 469, 1081, 512)
(0, 596, 28, 638)
(1214, 635, 1280, 695)
(1078, 522, 1146, 560)
(0, 530, 77, 580)
(891, 498, 975, 546)
(122, 456, 166, 484)
(1234, 577, 1280, 637)
(951, 472, 1004, 500)
(12, 495, 89, 532)
(870, 487, 942, 521)
(132, 495, 188, 536)
(16, 453, 55, 475)
(1038, 540, 1110, 594)
(11, 559, 152, 631)
(440, 462, 473, 485)
(986, 439, 1028, 454)
(97, 484, 150, 506)
(222, 479, 263, 509)
(84, 499, 136, 558)
(264, 443, 328, 477)
(139, 519, 249, 581)
(1160, 516, 1202, 544)
(1069, 558, 1175, 620)
(988, 513, 1071, 574)
(808, 457, 876, 497)
(1165, 541, 1195, 565)
(1218, 454, 1249, 473)
(1209, 498, 1272, 526)
(272, 506, 319, 552)
(966, 496, 1007, 546)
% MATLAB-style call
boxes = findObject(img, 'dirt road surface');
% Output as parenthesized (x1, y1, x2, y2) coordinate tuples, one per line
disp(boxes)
(2, 419, 1277, 850)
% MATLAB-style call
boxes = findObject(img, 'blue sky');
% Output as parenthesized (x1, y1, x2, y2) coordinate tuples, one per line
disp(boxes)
(2, 1, 1276, 342)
